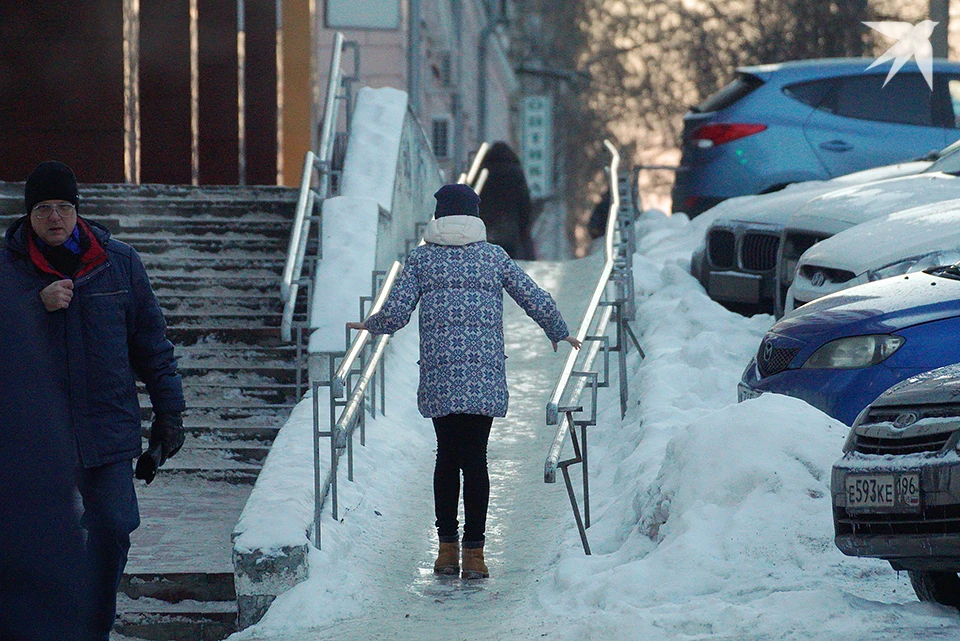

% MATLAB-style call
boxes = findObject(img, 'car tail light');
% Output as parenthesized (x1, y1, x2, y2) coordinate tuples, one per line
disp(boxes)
(690, 123, 767, 148)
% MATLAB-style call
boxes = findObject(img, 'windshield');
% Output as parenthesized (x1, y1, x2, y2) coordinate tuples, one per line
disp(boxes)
(925, 138, 960, 174)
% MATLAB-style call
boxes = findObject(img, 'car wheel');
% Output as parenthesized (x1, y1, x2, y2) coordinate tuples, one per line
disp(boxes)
(908, 570, 960, 606)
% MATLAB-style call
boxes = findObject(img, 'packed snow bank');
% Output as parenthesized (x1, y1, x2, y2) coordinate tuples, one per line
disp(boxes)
(534, 210, 960, 640)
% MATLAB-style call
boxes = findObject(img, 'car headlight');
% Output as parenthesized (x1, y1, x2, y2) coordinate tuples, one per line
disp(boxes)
(802, 334, 905, 369)
(866, 250, 960, 282)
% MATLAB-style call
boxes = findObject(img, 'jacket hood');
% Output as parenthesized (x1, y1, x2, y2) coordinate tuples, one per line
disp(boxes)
(5, 215, 112, 255)
(423, 215, 487, 246)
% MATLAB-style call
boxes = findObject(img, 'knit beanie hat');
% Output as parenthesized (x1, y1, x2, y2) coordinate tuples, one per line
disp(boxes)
(24, 161, 80, 214)
(434, 183, 480, 218)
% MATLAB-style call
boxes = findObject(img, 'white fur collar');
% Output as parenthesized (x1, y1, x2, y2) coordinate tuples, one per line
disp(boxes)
(422, 215, 487, 246)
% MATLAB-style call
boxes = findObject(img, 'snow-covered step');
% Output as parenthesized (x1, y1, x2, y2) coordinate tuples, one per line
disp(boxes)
(182, 382, 301, 405)
(143, 437, 271, 464)
(166, 326, 288, 346)
(141, 259, 287, 275)
(178, 367, 299, 388)
(150, 276, 282, 292)
(114, 596, 237, 641)
(112, 219, 291, 237)
(164, 310, 285, 325)
(121, 235, 286, 253)
(158, 291, 283, 304)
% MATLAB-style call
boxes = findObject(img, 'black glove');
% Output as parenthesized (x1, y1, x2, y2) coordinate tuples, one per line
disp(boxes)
(135, 412, 185, 484)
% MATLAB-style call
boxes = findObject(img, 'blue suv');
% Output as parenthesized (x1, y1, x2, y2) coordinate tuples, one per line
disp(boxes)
(672, 58, 960, 217)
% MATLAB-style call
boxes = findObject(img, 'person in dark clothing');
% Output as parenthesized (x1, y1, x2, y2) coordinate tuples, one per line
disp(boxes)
(478, 142, 537, 260)
(0, 161, 186, 640)
(588, 189, 612, 240)
(348, 184, 580, 579)
(0, 274, 91, 641)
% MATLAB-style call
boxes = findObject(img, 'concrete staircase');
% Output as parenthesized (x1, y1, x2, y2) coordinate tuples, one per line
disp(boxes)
(0, 184, 307, 640)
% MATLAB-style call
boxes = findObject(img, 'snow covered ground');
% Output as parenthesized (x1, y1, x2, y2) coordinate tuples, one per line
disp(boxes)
(230, 210, 960, 640)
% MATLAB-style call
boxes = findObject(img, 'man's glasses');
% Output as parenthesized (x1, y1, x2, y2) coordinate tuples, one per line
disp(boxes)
(32, 203, 76, 219)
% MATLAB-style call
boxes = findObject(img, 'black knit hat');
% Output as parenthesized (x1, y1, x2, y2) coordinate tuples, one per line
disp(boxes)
(434, 183, 480, 218)
(24, 161, 79, 214)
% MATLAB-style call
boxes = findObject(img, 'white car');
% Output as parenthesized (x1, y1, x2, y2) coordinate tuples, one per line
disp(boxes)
(778, 145, 960, 314)
(691, 160, 933, 313)
(786, 197, 960, 312)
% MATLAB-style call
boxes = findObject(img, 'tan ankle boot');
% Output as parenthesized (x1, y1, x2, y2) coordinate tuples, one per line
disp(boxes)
(461, 546, 489, 579)
(434, 541, 460, 575)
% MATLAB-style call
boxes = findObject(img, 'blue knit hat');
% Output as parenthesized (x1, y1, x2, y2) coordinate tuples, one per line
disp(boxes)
(434, 183, 480, 218)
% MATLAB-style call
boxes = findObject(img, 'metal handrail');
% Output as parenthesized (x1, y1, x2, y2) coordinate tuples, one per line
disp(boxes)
(543, 140, 643, 555)
(281, 32, 347, 343)
(332, 261, 402, 397)
(543, 302, 614, 483)
(545, 140, 621, 427)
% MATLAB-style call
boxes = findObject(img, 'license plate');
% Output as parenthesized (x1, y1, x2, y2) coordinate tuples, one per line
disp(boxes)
(708, 272, 762, 304)
(737, 382, 762, 402)
(845, 473, 920, 511)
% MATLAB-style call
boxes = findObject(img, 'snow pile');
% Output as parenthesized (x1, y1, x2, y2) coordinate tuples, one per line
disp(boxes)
(535, 210, 960, 640)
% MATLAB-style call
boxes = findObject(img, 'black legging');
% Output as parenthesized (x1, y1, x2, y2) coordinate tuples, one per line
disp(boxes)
(432, 414, 493, 548)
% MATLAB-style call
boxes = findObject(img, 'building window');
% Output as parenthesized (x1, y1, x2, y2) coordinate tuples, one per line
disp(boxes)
(432, 118, 451, 160)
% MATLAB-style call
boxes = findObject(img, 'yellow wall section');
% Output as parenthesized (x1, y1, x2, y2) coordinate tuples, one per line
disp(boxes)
(281, 0, 312, 186)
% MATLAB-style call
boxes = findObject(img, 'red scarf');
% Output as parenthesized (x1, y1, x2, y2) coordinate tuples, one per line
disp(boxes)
(28, 218, 107, 279)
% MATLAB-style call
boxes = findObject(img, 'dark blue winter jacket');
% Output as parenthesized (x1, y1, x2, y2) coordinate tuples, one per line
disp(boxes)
(1, 216, 184, 468)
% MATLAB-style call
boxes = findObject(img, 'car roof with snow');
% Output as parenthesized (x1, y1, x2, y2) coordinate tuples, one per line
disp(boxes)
(784, 171, 960, 235)
(703, 161, 932, 228)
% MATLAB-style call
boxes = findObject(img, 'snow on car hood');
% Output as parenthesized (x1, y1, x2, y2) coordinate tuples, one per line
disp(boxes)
(786, 172, 960, 235)
(797, 197, 960, 275)
(705, 161, 932, 229)
(773, 270, 960, 343)
(871, 362, 960, 408)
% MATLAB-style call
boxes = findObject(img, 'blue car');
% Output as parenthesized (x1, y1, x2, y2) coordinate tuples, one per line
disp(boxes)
(672, 58, 960, 217)
(739, 264, 960, 426)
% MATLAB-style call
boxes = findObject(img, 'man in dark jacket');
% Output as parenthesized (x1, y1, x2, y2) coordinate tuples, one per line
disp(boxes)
(0, 161, 186, 640)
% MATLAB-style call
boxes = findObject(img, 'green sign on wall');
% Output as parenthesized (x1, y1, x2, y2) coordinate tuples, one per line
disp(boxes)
(326, 0, 401, 30)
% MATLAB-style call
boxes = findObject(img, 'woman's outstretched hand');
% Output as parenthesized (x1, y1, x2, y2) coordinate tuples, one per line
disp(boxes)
(346, 321, 367, 331)
(552, 335, 582, 352)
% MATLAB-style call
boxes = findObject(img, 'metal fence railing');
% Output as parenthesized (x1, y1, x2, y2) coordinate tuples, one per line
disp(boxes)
(280, 32, 359, 401)
(309, 148, 490, 547)
(544, 140, 643, 555)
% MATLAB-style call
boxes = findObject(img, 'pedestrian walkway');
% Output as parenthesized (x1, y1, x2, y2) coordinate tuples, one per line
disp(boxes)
(238, 254, 604, 640)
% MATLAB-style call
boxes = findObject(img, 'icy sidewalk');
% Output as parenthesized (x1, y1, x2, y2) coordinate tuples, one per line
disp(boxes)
(231, 256, 603, 640)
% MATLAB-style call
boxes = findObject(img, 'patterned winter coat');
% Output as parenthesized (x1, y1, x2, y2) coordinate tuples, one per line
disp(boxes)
(364, 215, 569, 418)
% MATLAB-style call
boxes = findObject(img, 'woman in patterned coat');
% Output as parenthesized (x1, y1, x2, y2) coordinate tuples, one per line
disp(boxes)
(348, 183, 580, 579)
